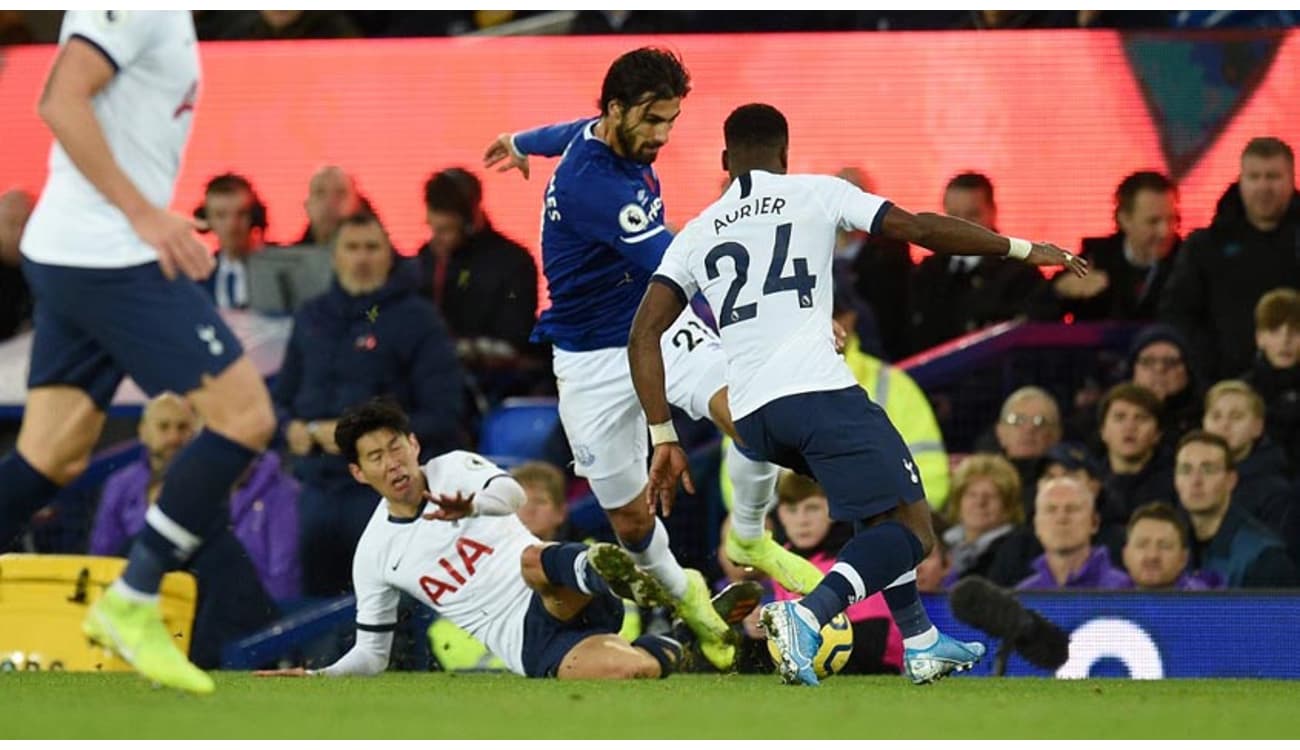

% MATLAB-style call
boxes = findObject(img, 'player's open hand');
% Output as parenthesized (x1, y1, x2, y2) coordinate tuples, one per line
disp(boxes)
(254, 667, 309, 677)
(423, 490, 475, 521)
(483, 133, 530, 179)
(1026, 241, 1088, 278)
(647, 443, 694, 517)
(131, 205, 214, 281)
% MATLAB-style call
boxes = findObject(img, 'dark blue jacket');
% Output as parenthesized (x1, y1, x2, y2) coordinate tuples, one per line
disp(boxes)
(272, 274, 464, 491)
(1195, 504, 1298, 588)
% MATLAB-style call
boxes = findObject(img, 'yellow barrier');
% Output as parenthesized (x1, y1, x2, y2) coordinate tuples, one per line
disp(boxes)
(0, 554, 197, 672)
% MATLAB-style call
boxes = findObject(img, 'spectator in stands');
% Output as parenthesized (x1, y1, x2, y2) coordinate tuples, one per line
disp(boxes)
(0, 189, 34, 341)
(273, 211, 463, 596)
(907, 172, 1045, 354)
(1097, 383, 1176, 525)
(769, 471, 902, 675)
(1016, 476, 1132, 590)
(834, 167, 912, 361)
(196, 173, 269, 311)
(1243, 288, 1300, 469)
(89, 392, 301, 602)
(298, 166, 362, 249)
(411, 168, 539, 359)
(1129, 324, 1203, 452)
(1122, 501, 1223, 590)
(512, 460, 578, 543)
(1035, 171, 1181, 322)
(984, 441, 1125, 587)
(834, 296, 950, 507)
(941, 454, 1022, 586)
(1161, 137, 1300, 381)
(1175, 431, 1297, 587)
(1202, 380, 1294, 533)
(992, 386, 1062, 510)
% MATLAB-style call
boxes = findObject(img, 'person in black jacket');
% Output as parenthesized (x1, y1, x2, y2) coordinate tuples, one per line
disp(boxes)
(1176, 431, 1297, 588)
(1160, 137, 1300, 381)
(1034, 171, 1181, 322)
(1201, 380, 1294, 535)
(1243, 288, 1300, 469)
(412, 168, 539, 356)
(907, 172, 1045, 354)
(274, 211, 464, 596)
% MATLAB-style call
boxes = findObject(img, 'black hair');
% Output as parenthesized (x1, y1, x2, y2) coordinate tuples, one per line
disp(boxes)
(723, 103, 789, 151)
(945, 172, 995, 204)
(336, 397, 412, 465)
(598, 47, 691, 115)
(423, 167, 482, 222)
(197, 172, 268, 230)
(1115, 171, 1175, 217)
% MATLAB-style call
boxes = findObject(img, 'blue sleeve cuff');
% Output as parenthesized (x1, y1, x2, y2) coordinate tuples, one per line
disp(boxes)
(70, 33, 120, 73)
(870, 200, 893, 236)
(651, 274, 689, 307)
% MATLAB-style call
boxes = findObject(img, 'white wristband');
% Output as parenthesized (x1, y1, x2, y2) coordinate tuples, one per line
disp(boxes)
(1007, 237, 1032, 260)
(648, 420, 679, 446)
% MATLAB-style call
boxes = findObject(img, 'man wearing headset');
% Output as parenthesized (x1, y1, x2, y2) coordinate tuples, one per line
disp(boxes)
(196, 172, 269, 310)
(413, 168, 540, 359)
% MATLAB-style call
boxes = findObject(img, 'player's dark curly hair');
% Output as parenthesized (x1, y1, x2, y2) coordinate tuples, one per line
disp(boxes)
(723, 103, 789, 150)
(336, 397, 412, 465)
(599, 47, 691, 115)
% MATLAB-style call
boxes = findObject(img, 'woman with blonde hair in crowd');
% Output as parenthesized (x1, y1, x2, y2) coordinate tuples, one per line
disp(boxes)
(941, 454, 1024, 588)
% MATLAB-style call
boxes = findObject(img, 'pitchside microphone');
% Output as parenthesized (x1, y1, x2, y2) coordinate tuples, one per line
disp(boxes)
(949, 576, 1070, 673)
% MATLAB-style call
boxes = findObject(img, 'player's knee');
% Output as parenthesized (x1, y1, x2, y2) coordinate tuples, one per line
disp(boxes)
(214, 397, 276, 450)
(606, 502, 653, 546)
(47, 453, 90, 486)
(520, 545, 548, 589)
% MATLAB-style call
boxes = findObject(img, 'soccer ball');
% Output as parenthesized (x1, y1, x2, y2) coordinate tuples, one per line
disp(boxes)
(766, 611, 854, 678)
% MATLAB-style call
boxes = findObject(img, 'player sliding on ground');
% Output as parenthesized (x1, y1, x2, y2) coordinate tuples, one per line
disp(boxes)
(628, 103, 1087, 686)
(257, 398, 760, 680)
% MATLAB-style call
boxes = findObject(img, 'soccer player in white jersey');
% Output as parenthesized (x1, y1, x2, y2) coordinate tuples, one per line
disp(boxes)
(484, 49, 822, 672)
(255, 398, 757, 680)
(629, 103, 1088, 686)
(0, 11, 277, 693)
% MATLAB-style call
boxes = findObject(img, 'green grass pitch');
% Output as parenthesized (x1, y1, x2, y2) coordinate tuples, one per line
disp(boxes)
(4, 672, 1299, 739)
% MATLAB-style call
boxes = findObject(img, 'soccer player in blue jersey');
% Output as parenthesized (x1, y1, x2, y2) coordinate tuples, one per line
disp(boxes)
(628, 103, 1087, 686)
(0, 12, 277, 693)
(484, 49, 822, 671)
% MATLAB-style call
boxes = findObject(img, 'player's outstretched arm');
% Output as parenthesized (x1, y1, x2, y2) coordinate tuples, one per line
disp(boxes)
(879, 205, 1088, 277)
(38, 38, 212, 281)
(629, 282, 695, 516)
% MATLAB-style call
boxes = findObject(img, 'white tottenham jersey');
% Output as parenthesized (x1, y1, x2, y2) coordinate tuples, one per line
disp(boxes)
(351, 451, 539, 676)
(654, 170, 892, 419)
(22, 10, 200, 269)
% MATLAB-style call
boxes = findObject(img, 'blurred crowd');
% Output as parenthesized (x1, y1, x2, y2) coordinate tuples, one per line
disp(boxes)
(1, 10, 1297, 45)
(2, 15, 1299, 673)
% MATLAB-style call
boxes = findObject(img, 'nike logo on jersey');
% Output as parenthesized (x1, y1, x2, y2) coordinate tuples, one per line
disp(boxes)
(903, 459, 919, 484)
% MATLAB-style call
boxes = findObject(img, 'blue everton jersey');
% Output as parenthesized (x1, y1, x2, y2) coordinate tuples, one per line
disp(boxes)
(515, 118, 673, 352)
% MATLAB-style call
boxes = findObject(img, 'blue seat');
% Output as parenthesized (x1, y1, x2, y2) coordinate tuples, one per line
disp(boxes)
(478, 397, 561, 468)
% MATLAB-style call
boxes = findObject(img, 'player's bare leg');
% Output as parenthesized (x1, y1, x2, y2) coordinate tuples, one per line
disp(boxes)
(0, 386, 106, 547)
(709, 387, 823, 594)
(86, 355, 276, 694)
(521, 544, 594, 622)
(557, 634, 664, 679)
